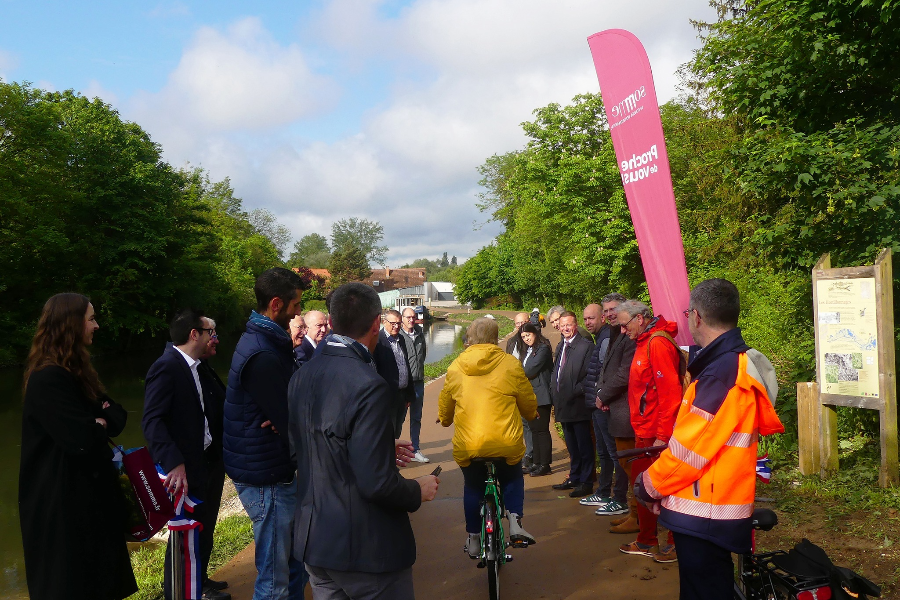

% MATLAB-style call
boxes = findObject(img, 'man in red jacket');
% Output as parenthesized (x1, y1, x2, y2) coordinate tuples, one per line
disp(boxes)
(615, 300, 682, 563)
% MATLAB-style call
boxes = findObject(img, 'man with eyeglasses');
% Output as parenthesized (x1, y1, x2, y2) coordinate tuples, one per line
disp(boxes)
(615, 299, 682, 565)
(143, 309, 230, 600)
(375, 309, 416, 439)
(399, 307, 429, 462)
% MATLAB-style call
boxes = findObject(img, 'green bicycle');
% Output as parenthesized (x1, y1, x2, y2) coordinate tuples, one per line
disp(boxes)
(470, 458, 528, 600)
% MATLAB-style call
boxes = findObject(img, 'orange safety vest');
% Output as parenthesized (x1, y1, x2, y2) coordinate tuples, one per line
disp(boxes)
(642, 352, 784, 552)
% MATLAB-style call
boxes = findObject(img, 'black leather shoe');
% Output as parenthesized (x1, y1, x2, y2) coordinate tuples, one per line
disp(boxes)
(569, 483, 593, 498)
(521, 461, 534, 473)
(551, 477, 576, 490)
(204, 579, 228, 591)
(202, 588, 231, 600)
(530, 464, 551, 477)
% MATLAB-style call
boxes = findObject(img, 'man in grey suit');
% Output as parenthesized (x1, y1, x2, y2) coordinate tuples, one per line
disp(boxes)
(287, 283, 440, 600)
(549, 311, 595, 498)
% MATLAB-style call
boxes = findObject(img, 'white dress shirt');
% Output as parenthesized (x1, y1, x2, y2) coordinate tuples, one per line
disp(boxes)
(174, 345, 212, 450)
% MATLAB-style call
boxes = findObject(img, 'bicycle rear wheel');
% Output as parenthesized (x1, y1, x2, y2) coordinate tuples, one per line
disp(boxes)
(484, 495, 500, 600)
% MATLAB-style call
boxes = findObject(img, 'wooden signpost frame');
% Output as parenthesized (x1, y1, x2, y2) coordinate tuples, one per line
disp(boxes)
(802, 249, 898, 487)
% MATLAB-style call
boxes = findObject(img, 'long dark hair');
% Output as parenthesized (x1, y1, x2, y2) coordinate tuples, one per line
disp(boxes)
(519, 322, 551, 362)
(23, 293, 105, 401)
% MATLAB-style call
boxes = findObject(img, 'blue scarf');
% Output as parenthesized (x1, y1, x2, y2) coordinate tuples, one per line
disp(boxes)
(325, 333, 376, 369)
(248, 310, 292, 342)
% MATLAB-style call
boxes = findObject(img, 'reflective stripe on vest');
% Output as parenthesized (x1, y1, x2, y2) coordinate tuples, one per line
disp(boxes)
(661, 495, 754, 520)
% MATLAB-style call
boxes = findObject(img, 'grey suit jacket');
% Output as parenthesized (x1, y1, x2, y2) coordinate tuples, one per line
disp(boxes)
(596, 328, 637, 438)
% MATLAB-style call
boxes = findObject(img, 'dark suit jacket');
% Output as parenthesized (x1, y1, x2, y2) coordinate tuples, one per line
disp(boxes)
(374, 330, 415, 405)
(550, 334, 594, 422)
(142, 345, 213, 498)
(288, 339, 422, 572)
(596, 328, 637, 438)
(294, 336, 316, 367)
(522, 343, 553, 407)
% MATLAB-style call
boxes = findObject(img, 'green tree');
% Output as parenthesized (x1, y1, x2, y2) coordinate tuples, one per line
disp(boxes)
(329, 244, 371, 287)
(331, 218, 388, 266)
(690, 0, 900, 133)
(287, 233, 331, 268)
(248, 208, 291, 260)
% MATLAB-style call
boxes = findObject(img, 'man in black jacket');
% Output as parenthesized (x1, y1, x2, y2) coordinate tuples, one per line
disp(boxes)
(375, 309, 415, 439)
(223, 267, 309, 600)
(550, 311, 595, 498)
(288, 283, 440, 600)
(143, 310, 229, 600)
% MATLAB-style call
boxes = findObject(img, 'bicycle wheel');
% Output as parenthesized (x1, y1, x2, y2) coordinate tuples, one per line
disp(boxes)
(484, 495, 500, 600)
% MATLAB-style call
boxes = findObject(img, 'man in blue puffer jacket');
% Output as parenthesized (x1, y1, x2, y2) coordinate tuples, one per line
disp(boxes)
(224, 267, 310, 600)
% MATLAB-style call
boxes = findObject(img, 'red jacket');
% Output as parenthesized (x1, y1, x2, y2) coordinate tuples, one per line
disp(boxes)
(627, 316, 682, 441)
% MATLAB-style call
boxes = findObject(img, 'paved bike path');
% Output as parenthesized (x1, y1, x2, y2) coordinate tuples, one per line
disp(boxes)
(214, 315, 680, 599)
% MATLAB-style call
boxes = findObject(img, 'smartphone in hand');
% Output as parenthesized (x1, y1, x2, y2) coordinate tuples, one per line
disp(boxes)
(431, 465, 442, 477)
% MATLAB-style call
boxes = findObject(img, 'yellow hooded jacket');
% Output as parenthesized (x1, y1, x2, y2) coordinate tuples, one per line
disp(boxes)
(438, 344, 538, 467)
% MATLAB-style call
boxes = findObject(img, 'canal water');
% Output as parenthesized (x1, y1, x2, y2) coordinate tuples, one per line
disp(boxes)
(0, 320, 464, 599)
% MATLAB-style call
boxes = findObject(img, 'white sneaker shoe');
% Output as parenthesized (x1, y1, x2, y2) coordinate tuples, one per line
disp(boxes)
(465, 533, 481, 559)
(507, 511, 536, 546)
(412, 451, 430, 463)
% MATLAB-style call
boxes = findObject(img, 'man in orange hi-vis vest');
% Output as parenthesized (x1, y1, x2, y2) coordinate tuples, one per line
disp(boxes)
(636, 279, 784, 600)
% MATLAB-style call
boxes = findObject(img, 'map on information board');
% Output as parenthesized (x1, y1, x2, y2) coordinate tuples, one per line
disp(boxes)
(816, 278, 880, 397)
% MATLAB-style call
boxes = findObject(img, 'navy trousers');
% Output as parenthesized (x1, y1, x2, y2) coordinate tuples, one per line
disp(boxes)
(671, 531, 733, 600)
(561, 420, 594, 484)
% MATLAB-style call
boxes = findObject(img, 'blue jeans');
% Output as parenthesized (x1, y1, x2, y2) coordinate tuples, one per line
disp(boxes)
(410, 380, 425, 451)
(235, 479, 309, 600)
(460, 461, 525, 533)
(591, 409, 627, 502)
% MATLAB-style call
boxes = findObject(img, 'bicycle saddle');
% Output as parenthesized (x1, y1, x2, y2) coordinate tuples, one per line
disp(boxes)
(751, 508, 778, 531)
(471, 457, 505, 464)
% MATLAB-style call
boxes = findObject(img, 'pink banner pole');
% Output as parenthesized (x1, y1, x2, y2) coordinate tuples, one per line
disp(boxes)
(587, 29, 691, 346)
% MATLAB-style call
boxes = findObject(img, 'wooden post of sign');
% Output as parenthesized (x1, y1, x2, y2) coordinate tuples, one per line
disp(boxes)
(797, 382, 820, 475)
(875, 249, 898, 486)
(811, 250, 898, 487)
(811, 254, 840, 476)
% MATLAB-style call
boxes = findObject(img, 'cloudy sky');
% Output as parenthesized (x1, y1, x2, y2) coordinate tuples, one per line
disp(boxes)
(2, 0, 715, 266)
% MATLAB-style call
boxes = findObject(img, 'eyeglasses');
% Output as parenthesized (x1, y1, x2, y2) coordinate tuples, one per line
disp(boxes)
(682, 308, 699, 319)
(621, 314, 638, 328)
(198, 328, 217, 338)
(385, 320, 401, 327)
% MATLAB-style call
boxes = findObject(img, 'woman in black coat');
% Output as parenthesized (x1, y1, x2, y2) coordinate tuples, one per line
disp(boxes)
(19, 293, 137, 600)
(519, 322, 554, 476)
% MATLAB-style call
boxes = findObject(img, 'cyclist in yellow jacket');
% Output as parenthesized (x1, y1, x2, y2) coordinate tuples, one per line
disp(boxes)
(636, 278, 784, 600)
(439, 317, 539, 558)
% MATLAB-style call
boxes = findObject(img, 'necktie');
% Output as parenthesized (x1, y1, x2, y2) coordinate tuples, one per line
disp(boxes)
(557, 341, 570, 391)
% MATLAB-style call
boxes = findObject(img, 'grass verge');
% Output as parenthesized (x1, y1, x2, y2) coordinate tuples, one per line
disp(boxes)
(128, 513, 254, 600)
(423, 314, 514, 381)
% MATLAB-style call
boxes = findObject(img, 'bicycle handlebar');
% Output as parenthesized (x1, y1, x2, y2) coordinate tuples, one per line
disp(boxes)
(615, 443, 668, 460)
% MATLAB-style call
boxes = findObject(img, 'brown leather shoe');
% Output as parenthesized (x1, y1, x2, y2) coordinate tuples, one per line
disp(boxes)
(610, 513, 630, 526)
(608, 514, 640, 534)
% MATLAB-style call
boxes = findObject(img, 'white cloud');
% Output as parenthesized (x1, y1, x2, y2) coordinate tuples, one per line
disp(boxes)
(130, 16, 337, 138)
(0, 49, 18, 81)
(83, 79, 119, 107)
(126, 0, 715, 266)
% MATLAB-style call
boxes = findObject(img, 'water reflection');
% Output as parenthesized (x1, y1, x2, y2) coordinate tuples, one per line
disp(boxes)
(0, 322, 467, 599)
(422, 320, 465, 364)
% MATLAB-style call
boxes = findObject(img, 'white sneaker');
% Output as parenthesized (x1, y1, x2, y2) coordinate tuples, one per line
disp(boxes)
(412, 451, 430, 463)
(507, 511, 536, 546)
(465, 533, 481, 559)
